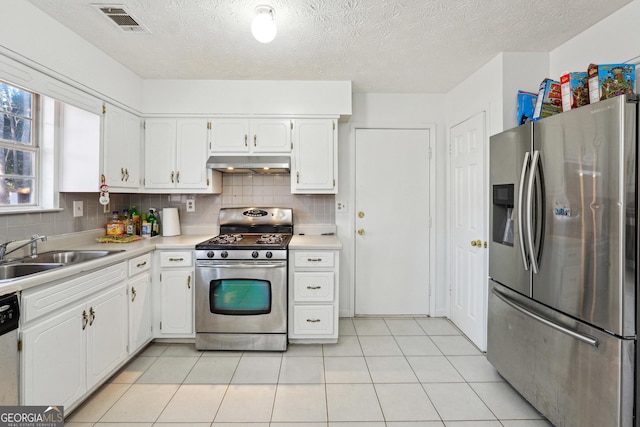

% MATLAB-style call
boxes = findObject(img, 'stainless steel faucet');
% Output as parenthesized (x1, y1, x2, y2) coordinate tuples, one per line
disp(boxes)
(0, 235, 47, 261)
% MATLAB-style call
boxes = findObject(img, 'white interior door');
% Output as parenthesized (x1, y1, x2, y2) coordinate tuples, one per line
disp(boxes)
(355, 128, 431, 315)
(449, 112, 487, 350)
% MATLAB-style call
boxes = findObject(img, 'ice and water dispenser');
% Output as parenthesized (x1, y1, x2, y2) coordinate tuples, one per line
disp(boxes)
(492, 184, 514, 246)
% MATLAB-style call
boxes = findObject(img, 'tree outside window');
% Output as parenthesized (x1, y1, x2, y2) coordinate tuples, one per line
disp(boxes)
(0, 80, 36, 206)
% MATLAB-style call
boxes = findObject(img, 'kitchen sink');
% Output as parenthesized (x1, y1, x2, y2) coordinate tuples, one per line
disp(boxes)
(27, 250, 124, 265)
(0, 263, 64, 280)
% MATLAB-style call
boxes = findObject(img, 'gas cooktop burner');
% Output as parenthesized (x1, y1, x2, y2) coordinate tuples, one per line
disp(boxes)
(209, 234, 243, 244)
(255, 234, 285, 245)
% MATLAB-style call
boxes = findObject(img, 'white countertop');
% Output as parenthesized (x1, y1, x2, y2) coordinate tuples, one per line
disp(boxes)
(0, 232, 212, 296)
(290, 234, 342, 250)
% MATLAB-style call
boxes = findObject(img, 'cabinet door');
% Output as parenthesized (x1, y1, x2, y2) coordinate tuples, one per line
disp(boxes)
(21, 302, 86, 407)
(145, 119, 177, 188)
(292, 119, 337, 193)
(210, 118, 249, 152)
(103, 104, 141, 190)
(86, 285, 128, 390)
(129, 273, 153, 354)
(176, 119, 209, 189)
(251, 119, 292, 152)
(160, 269, 193, 335)
(122, 112, 142, 188)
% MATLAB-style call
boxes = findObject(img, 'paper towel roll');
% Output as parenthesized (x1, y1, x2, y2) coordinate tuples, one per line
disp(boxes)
(162, 208, 181, 236)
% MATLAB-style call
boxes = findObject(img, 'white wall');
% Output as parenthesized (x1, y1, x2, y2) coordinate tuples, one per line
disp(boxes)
(1, 0, 143, 111)
(550, 1, 640, 77)
(337, 93, 447, 317)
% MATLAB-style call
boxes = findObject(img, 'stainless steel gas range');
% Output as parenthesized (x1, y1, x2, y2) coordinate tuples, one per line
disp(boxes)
(194, 207, 293, 351)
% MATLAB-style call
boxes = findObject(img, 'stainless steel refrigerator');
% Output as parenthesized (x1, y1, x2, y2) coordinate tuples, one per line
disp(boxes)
(488, 94, 638, 427)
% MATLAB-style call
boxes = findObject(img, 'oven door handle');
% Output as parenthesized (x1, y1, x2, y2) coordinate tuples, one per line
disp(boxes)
(197, 262, 286, 269)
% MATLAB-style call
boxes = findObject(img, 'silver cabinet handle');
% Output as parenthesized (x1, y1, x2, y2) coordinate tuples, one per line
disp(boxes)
(306, 286, 321, 290)
(492, 287, 598, 347)
(244, 134, 248, 146)
(168, 257, 184, 262)
(171, 171, 175, 183)
(306, 319, 321, 323)
(136, 261, 147, 268)
(307, 258, 323, 262)
(176, 171, 180, 183)
(187, 275, 191, 289)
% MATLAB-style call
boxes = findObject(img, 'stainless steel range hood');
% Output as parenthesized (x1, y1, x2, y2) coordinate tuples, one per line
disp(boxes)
(206, 155, 290, 174)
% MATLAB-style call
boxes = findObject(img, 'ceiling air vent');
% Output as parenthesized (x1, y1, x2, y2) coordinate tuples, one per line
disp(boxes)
(94, 4, 150, 33)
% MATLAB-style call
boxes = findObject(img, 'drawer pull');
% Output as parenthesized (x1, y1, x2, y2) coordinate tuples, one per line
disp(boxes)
(82, 310, 89, 330)
(307, 258, 323, 262)
(306, 318, 321, 323)
(136, 261, 147, 268)
(187, 275, 191, 289)
(306, 285, 322, 290)
(89, 307, 96, 326)
(131, 287, 137, 302)
(169, 257, 185, 262)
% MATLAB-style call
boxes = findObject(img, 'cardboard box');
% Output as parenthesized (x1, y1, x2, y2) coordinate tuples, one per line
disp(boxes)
(560, 72, 589, 111)
(532, 79, 562, 121)
(517, 91, 537, 125)
(588, 63, 636, 103)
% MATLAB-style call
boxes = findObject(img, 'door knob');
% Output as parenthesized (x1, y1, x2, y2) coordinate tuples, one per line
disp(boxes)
(357, 229, 365, 235)
(358, 211, 365, 218)
(471, 240, 482, 247)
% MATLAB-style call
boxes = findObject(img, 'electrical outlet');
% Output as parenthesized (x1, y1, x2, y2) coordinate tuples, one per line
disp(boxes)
(73, 201, 84, 217)
(103, 202, 111, 213)
(186, 198, 196, 212)
(336, 201, 348, 213)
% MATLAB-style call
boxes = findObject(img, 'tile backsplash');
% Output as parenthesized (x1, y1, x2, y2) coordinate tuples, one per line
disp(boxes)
(0, 174, 335, 241)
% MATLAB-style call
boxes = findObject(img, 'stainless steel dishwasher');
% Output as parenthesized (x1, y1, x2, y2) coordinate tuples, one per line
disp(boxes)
(0, 292, 20, 405)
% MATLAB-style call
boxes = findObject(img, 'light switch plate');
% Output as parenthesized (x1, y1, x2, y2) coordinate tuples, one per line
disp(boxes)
(73, 201, 84, 217)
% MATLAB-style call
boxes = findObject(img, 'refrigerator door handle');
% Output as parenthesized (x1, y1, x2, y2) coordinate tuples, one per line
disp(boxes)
(517, 152, 531, 271)
(525, 150, 540, 274)
(492, 287, 599, 347)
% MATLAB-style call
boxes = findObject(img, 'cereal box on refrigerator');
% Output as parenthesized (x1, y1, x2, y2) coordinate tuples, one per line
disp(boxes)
(588, 63, 636, 103)
(532, 78, 562, 121)
(560, 72, 589, 112)
(517, 90, 537, 125)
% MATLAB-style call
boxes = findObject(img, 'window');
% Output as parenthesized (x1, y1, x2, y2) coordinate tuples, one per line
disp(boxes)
(0, 80, 37, 206)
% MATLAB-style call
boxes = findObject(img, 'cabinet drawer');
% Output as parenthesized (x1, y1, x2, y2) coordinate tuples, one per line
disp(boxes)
(128, 253, 151, 276)
(293, 305, 334, 335)
(293, 251, 334, 268)
(294, 272, 334, 302)
(160, 251, 192, 267)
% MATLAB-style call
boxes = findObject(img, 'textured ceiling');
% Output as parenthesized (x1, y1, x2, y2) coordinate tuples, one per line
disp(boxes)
(26, 0, 631, 93)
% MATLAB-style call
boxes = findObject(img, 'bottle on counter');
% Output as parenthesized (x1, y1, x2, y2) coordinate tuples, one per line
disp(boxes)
(148, 208, 159, 236)
(106, 211, 125, 236)
(130, 206, 140, 235)
(141, 212, 151, 238)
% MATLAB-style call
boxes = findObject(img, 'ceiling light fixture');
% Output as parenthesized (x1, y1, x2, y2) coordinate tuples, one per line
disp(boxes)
(251, 5, 277, 43)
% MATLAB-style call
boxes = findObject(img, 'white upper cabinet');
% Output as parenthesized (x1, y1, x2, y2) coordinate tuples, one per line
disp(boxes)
(144, 118, 221, 192)
(291, 119, 337, 194)
(103, 104, 142, 190)
(210, 118, 292, 153)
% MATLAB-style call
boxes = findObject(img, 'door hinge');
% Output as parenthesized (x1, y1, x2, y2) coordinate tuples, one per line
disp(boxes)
(207, 178, 210, 186)
(291, 142, 293, 150)
(143, 121, 146, 130)
(17, 340, 22, 352)
(207, 121, 211, 130)
(102, 104, 106, 114)
(333, 179, 336, 187)
(159, 321, 162, 330)
(159, 273, 162, 281)
(290, 120, 294, 130)
(333, 121, 336, 130)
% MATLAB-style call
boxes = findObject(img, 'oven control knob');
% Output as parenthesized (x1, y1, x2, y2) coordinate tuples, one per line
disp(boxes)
(221, 251, 229, 259)
(252, 251, 259, 259)
(207, 251, 215, 258)
(265, 251, 273, 259)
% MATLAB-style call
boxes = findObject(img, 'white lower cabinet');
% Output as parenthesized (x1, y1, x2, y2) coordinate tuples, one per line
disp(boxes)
(157, 251, 194, 337)
(21, 264, 128, 409)
(128, 254, 153, 354)
(288, 250, 339, 343)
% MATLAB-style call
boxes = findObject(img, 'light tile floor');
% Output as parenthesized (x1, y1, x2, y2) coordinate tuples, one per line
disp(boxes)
(66, 317, 553, 427)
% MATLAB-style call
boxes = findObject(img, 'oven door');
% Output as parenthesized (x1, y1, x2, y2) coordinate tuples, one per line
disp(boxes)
(195, 260, 287, 334)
